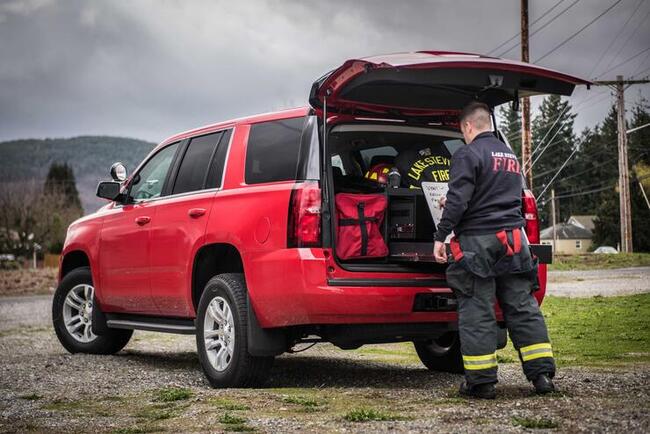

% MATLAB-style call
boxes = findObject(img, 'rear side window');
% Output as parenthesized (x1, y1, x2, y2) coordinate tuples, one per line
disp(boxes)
(172, 132, 223, 195)
(205, 129, 232, 188)
(245, 117, 305, 184)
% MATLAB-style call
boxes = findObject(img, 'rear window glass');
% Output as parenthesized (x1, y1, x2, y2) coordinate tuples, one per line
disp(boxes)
(173, 132, 222, 195)
(245, 117, 305, 184)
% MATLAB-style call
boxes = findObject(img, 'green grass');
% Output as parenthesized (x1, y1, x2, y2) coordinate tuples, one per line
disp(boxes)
(281, 395, 321, 411)
(495, 294, 650, 366)
(548, 253, 650, 271)
(152, 387, 192, 402)
(210, 397, 250, 411)
(512, 416, 559, 429)
(219, 413, 256, 432)
(543, 294, 650, 366)
(343, 408, 403, 422)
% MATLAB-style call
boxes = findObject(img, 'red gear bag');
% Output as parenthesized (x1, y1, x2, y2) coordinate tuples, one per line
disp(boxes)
(335, 193, 388, 260)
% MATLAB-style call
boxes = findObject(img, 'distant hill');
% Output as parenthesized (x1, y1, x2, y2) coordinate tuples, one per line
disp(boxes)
(0, 136, 156, 213)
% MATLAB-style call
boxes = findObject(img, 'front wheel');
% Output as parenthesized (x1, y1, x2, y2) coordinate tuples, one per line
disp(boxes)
(196, 273, 273, 388)
(52, 267, 132, 354)
(413, 332, 463, 373)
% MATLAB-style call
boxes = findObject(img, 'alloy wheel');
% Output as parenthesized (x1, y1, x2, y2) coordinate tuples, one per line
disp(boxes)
(203, 296, 235, 371)
(62, 284, 97, 343)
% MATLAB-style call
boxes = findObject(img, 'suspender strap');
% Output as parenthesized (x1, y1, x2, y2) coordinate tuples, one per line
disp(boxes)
(496, 228, 522, 256)
(449, 236, 464, 261)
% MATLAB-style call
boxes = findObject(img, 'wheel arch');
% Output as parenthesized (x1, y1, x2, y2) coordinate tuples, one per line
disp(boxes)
(60, 250, 91, 279)
(191, 243, 244, 312)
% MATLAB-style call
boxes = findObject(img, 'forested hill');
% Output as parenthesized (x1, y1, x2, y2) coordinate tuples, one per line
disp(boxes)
(0, 136, 156, 213)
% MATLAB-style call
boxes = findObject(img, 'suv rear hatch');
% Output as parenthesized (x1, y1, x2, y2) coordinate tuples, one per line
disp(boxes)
(310, 51, 589, 115)
(311, 51, 588, 272)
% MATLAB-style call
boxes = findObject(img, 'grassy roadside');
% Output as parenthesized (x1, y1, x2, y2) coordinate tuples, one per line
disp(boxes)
(548, 253, 650, 271)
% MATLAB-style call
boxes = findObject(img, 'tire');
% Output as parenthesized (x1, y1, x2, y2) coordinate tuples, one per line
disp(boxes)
(196, 273, 274, 388)
(413, 331, 463, 373)
(52, 267, 132, 355)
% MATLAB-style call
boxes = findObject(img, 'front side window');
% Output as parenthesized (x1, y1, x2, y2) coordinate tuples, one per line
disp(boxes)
(245, 117, 305, 184)
(129, 142, 179, 201)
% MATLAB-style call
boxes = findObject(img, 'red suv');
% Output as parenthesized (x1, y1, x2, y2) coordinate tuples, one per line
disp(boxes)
(53, 51, 587, 387)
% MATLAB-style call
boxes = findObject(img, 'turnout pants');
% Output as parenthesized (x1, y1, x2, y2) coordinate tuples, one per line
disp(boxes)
(446, 229, 556, 386)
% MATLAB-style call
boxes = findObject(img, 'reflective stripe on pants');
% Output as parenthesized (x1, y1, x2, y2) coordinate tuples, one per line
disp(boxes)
(463, 352, 498, 370)
(520, 342, 553, 362)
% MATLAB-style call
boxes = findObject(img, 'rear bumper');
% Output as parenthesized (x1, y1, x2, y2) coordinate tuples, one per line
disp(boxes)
(245, 248, 546, 328)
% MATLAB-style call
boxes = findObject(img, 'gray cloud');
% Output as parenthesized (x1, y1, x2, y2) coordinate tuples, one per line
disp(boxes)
(0, 0, 648, 143)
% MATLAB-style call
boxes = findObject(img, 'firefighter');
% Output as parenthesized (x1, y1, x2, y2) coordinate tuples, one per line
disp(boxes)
(433, 101, 555, 399)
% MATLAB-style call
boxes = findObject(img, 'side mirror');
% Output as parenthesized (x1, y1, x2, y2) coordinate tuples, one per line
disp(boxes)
(110, 162, 128, 182)
(96, 181, 123, 201)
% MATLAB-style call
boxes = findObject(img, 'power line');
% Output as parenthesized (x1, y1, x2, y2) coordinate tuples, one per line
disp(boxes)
(535, 0, 624, 63)
(554, 184, 615, 200)
(486, 0, 566, 55)
(601, 7, 650, 72)
(497, 0, 582, 57)
(595, 47, 650, 79)
(587, 0, 644, 78)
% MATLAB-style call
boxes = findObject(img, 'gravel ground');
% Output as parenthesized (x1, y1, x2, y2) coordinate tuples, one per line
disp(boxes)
(1, 295, 649, 433)
(547, 267, 650, 297)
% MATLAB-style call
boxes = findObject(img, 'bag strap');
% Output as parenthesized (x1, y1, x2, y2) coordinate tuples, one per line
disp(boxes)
(358, 202, 369, 256)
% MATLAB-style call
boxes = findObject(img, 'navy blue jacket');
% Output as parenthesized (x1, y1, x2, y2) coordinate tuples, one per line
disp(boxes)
(434, 131, 525, 242)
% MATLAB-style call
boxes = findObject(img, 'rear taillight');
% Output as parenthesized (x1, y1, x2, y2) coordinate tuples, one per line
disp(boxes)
(287, 181, 322, 248)
(522, 189, 540, 244)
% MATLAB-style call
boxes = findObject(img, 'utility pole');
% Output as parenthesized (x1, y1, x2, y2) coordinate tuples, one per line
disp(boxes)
(592, 76, 650, 253)
(551, 188, 557, 256)
(521, 0, 533, 188)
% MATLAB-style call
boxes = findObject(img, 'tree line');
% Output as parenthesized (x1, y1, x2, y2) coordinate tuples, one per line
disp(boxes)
(0, 163, 83, 260)
(499, 95, 650, 252)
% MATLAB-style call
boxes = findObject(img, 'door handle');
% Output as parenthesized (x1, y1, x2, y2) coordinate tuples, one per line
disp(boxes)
(188, 208, 207, 218)
(135, 216, 151, 226)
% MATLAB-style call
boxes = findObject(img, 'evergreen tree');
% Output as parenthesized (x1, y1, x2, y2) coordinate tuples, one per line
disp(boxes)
(44, 162, 82, 211)
(42, 162, 83, 253)
(530, 95, 576, 225)
(497, 102, 522, 157)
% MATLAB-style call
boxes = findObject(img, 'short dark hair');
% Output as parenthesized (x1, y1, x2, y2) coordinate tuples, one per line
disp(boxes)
(459, 101, 491, 128)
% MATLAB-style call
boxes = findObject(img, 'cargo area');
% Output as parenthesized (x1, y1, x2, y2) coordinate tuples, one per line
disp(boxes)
(327, 123, 465, 272)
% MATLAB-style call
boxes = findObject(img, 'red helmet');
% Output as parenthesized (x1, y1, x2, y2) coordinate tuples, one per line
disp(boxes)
(365, 163, 391, 184)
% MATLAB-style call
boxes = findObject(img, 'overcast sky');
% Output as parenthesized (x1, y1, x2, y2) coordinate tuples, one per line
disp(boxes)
(0, 0, 648, 143)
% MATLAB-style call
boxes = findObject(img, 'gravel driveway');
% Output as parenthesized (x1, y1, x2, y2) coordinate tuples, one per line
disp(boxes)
(547, 266, 650, 297)
(1, 294, 649, 433)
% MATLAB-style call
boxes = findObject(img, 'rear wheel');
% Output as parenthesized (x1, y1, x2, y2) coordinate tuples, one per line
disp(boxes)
(52, 267, 132, 354)
(413, 331, 463, 373)
(196, 273, 273, 388)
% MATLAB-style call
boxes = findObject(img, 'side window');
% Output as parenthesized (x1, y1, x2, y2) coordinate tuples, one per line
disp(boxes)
(130, 142, 179, 201)
(245, 117, 305, 184)
(173, 132, 223, 195)
(205, 129, 232, 188)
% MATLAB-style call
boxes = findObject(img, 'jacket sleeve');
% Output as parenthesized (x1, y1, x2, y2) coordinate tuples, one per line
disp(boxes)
(434, 148, 478, 242)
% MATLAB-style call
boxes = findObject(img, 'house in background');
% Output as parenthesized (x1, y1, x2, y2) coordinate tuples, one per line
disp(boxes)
(567, 215, 596, 232)
(540, 215, 594, 254)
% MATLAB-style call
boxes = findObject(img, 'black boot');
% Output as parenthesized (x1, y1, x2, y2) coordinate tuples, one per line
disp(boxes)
(533, 374, 555, 394)
(459, 380, 496, 399)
